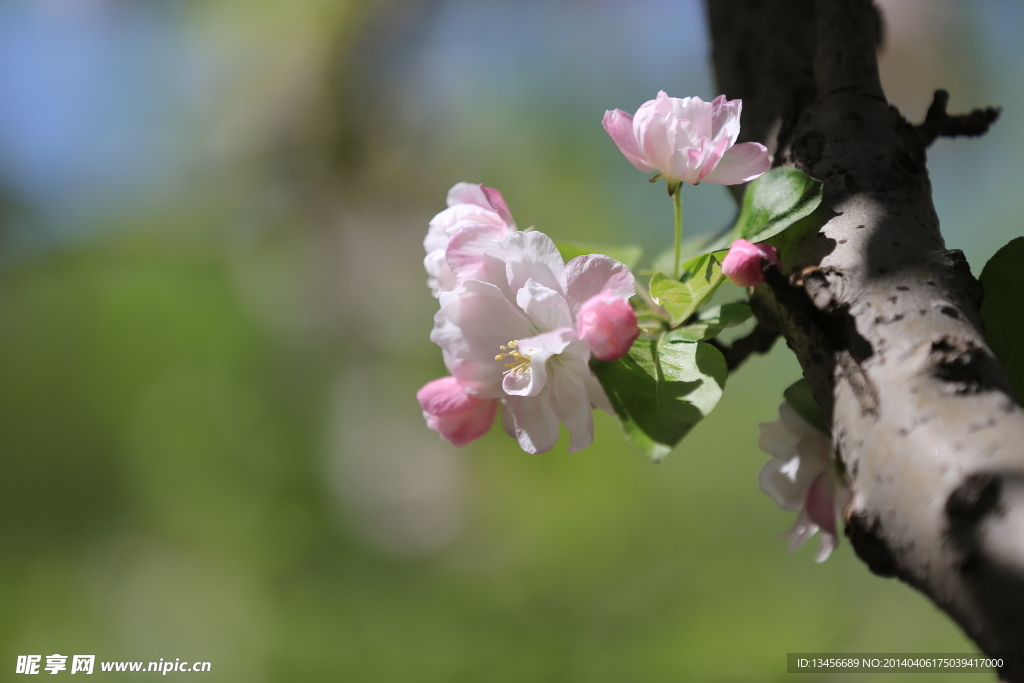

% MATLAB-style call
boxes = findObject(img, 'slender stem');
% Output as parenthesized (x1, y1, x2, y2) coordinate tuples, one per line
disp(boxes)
(672, 186, 684, 280)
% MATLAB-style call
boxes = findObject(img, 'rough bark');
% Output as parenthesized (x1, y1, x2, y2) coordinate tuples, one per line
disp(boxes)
(707, 0, 1024, 675)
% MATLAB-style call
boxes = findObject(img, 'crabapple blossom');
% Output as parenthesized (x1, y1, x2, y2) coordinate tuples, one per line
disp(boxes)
(424, 183, 517, 297)
(721, 238, 781, 287)
(429, 230, 636, 454)
(576, 290, 640, 361)
(603, 91, 770, 186)
(758, 402, 851, 562)
(417, 376, 499, 447)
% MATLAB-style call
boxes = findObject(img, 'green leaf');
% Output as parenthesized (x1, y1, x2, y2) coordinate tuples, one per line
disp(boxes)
(648, 253, 726, 326)
(592, 330, 728, 462)
(783, 378, 829, 435)
(674, 302, 753, 342)
(705, 167, 824, 252)
(555, 241, 642, 269)
(980, 237, 1024, 399)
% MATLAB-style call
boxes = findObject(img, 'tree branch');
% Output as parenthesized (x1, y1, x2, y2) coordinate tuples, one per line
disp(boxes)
(707, 0, 1024, 674)
(915, 89, 1002, 148)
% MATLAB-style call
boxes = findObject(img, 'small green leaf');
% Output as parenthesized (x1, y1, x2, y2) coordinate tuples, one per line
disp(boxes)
(555, 241, 642, 269)
(706, 167, 824, 252)
(981, 237, 1024, 399)
(783, 378, 829, 435)
(592, 330, 728, 462)
(674, 302, 753, 342)
(648, 253, 726, 325)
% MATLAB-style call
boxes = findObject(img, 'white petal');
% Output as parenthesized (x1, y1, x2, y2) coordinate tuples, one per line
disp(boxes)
(446, 182, 490, 208)
(500, 399, 516, 438)
(503, 231, 567, 297)
(582, 368, 614, 414)
(759, 457, 810, 512)
(504, 394, 560, 454)
(782, 509, 820, 553)
(778, 402, 817, 437)
(424, 249, 456, 297)
(516, 279, 573, 332)
(757, 419, 800, 460)
(502, 328, 574, 397)
(431, 280, 534, 364)
(548, 356, 595, 453)
(444, 352, 504, 399)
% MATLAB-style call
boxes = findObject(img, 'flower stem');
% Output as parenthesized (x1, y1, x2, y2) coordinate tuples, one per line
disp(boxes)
(672, 186, 684, 280)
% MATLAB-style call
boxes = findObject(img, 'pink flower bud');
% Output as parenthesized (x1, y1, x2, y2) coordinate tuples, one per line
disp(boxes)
(417, 376, 498, 447)
(576, 290, 640, 361)
(721, 238, 780, 287)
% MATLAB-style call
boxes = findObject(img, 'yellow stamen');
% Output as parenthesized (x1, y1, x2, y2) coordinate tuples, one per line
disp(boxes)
(495, 339, 531, 376)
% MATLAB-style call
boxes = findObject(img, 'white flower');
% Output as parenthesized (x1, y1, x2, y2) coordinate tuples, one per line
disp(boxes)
(424, 183, 516, 297)
(430, 230, 635, 454)
(758, 402, 851, 562)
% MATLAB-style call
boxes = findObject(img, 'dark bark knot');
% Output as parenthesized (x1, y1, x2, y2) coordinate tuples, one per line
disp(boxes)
(846, 511, 898, 578)
(929, 337, 1002, 396)
(946, 472, 1003, 574)
(792, 130, 825, 167)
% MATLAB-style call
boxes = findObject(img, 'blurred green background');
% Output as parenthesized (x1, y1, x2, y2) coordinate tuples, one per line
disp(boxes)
(0, 0, 1021, 680)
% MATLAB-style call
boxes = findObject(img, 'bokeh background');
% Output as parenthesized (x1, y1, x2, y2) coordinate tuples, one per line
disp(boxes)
(0, 0, 1021, 680)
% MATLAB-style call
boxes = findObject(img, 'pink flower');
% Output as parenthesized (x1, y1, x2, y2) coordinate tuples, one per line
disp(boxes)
(424, 183, 517, 297)
(758, 403, 851, 562)
(603, 91, 770, 186)
(576, 290, 640, 361)
(417, 376, 499, 447)
(721, 238, 780, 287)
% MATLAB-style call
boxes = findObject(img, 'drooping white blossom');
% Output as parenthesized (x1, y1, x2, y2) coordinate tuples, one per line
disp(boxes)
(758, 402, 851, 562)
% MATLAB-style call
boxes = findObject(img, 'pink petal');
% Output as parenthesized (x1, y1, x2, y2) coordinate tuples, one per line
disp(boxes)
(805, 473, 839, 537)
(676, 136, 713, 184)
(695, 135, 731, 183)
(482, 186, 517, 230)
(602, 109, 654, 173)
(576, 291, 639, 362)
(417, 376, 498, 447)
(563, 254, 635, 316)
(671, 95, 713, 140)
(721, 238, 780, 287)
(700, 142, 770, 185)
(444, 223, 509, 290)
(638, 109, 677, 179)
(709, 95, 742, 146)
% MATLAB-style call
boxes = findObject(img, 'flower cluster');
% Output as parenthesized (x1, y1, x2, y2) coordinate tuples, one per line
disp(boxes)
(758, 403, 851, 562)
(419, 184, 640, 454)
(417, 92, 835, 563)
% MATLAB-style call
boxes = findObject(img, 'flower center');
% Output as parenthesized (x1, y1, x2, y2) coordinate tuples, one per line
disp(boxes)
(495, 340, 531, 376)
